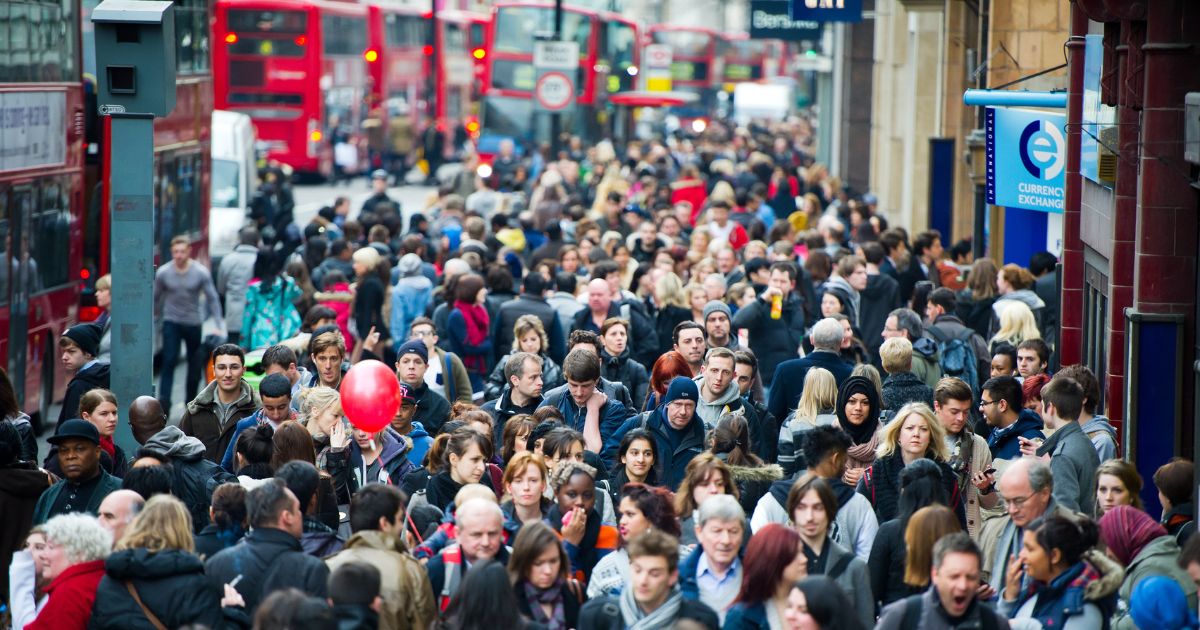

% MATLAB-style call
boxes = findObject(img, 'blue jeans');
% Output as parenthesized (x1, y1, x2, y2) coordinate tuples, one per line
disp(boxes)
(160, 320, 203, 408)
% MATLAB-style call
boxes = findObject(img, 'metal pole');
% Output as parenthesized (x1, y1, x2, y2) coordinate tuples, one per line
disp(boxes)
(107, 113, 156, 456)
(550, 0, 563, 157)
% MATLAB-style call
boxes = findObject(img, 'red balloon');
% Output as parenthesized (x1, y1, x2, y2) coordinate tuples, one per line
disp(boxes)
(339, 360, 400, 433)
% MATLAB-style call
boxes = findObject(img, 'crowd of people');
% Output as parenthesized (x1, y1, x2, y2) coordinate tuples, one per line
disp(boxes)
(2, 119, 1199, 630)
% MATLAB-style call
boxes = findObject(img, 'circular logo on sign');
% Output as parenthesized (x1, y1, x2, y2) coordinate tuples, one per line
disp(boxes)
(536, 72, 573, 111)
(1018, 119, 1065, 180)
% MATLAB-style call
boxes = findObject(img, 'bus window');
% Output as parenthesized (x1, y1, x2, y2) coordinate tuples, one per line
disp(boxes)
(0, 189, 8, 306)
(31, 177, 71, 291)
(652, 30, 711, 57)
(175, 0, 210, 74)
(322, 15, 368, 57)
(0, 0, 78, 82)
(493, 7, 590, 55)
(384, 14, 424, 48)
(225, 9, 308, 57)
(604, 22, 636, 92)
(226, 9, 307, 32)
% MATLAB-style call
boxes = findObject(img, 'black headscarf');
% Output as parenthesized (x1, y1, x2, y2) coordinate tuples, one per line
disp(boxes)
(836, 375, 881, 446)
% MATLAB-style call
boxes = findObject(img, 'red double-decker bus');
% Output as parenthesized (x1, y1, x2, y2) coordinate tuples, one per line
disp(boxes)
(646, 24, 722, 118)
(0, 0, 86, 425)
(366, 2, 425, 122)
(480, 0, 639, 149)
(722, 34, 790, 84)
(213, 0, 371, 177)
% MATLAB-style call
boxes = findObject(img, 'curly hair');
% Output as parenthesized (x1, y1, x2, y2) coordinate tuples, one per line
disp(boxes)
(548, 459, 597, 490)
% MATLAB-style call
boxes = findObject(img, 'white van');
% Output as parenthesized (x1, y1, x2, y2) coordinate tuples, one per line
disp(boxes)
(209, 110, 258, 263)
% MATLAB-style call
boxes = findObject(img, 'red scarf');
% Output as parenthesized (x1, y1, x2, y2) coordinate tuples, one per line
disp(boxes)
(454, 300, 490, 371)
(99, 436, 115, 461)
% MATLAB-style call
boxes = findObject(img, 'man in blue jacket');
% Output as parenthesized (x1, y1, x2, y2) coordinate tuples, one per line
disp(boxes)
(610, 376, 705, 490)
(538, 348, 626, 456)
(980, 376, 1045, 461)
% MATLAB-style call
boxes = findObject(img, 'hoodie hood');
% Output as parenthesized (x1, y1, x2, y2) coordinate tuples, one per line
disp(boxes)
(726, 463, 784, 484)
(912, 337, 939, 359)
(826, 277, 861, 325)
(143, 425, 209, 461)
(692, 375, 744, 428)
(996, 289, 1046, 312)
(1082, 415, 1117, 440)
(407, 421, 430, 439)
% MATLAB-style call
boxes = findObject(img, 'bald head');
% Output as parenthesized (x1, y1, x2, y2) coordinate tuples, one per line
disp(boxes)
(587, 278, 612, 315)
(128, 396, 166, 444)
(454, 498, 504, 563)
(98, 490, 145, 546)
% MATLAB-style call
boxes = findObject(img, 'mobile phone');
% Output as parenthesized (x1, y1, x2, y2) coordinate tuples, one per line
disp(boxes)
(984, 468, 997, 476)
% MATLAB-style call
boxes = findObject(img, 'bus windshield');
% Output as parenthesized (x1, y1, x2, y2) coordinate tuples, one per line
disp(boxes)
(493, 7, 590, 55)
(227, 9, 307, 33)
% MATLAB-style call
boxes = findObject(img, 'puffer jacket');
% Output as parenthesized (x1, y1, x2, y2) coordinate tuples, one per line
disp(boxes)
(600, 347, 649, 411)
(88, 549, 225, 630)
(485, 352, 564, 401)
(178, 378, 261, 464)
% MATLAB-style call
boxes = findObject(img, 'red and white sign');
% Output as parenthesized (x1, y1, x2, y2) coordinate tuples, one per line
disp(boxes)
(535, 71, 573, 111)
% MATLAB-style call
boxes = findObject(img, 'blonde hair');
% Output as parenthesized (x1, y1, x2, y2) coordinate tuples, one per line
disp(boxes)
(298, 386, 341, 425)
(794, 368, 837, 423)
(991, 301, 1042, 347)
(511, 314, 549, 353)
(95, 274, 112, 292)
(453, 483, 498, 508)
(352, 247, 382, 269)
(876, 403, 949, 461)
(684, 283, 707, 309)
(655, 273, 690, 309)
(117, 495, 195, 553)
(879, 337, 914, 374)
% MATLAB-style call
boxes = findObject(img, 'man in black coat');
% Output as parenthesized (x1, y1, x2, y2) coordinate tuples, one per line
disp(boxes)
(480, 352, 545, 444)
(56, 323, 109, 429)
(492, 272, 565, 363)
(767, 318, 854, 424)
(140, 425, 237, 533)
(206, 478, 329, 613)
(859, 242, 903, 364)
(731, 261, 806, 389)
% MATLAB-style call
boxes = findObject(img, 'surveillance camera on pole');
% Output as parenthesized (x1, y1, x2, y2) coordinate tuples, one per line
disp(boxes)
(91, 0, 177, 454)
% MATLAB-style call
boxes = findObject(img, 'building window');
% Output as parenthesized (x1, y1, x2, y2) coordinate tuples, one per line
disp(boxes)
(1083, 252, 1109, 411)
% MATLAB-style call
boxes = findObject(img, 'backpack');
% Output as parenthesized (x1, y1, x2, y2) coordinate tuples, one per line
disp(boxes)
(900, 594, 1000, 630)
(928, 326, 979, 394)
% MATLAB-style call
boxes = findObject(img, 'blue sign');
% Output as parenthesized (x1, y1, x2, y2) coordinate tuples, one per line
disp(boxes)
(751, 1, 823, 41)
(986, 106, 1066, 213)
(789, 0, 863, 23)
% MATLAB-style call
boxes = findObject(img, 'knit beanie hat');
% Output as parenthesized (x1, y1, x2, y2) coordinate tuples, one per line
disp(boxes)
(396, 339, 429, 364)
(62, 322, 102, 358)
(702, 300, 732, 323)
(1130, 576, 1200, 630)
(662, 376, 699, 406)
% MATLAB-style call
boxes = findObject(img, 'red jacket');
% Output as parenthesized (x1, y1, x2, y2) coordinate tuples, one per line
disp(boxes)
(670, 180, 707, 226)
(26, 559, 106, 630)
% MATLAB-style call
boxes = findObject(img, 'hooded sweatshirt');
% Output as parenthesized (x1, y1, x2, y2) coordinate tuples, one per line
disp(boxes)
(750, 474, 878, 561)
(992, 289, 1046, 318)
(825, 276, 861, 327)
(1081, 415, 1118, 462)
(692, 375, 744, 429)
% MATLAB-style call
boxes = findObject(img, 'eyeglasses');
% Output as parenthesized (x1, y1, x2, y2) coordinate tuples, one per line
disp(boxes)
(979, 399, 1000, 408)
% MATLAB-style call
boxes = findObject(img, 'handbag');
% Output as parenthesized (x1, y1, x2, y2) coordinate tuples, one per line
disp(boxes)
(124, 581, 168, 630)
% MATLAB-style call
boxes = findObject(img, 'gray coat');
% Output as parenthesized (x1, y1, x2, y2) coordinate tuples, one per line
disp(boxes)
(216, 244, 258, 333)
(1036, 421, 1099, 515)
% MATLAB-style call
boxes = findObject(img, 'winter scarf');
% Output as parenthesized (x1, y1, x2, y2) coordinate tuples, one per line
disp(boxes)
(1098, 504, 1168, 566)
(524, 580, 567, 630)
(453, 300, 490, 371)
(99, 435, 115, 461)
(619, 585, 684, 630)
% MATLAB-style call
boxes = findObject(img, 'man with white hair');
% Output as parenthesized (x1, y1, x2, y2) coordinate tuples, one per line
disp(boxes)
(766, 318, 855, 423)
(678, 494, 746, 623)
(96, 490, 144, 548)
(24, 513, 111, 628)
(425, 497, 507, 611)
(978, 458, 1074, 596)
